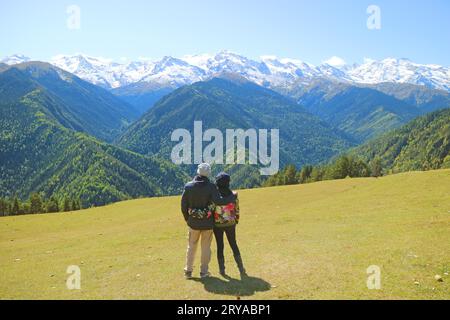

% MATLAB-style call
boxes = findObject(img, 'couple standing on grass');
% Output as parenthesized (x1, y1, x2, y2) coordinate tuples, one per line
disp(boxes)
(181, 163, 246, 279)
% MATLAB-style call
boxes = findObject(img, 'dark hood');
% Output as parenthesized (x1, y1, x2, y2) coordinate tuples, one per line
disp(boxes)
(215, 172, 232, 196)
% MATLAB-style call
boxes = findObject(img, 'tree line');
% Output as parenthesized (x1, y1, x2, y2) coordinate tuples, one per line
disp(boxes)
(0, 193, 82, 217)
(0, 155, 383, 216)
(264, 155, 382, 187)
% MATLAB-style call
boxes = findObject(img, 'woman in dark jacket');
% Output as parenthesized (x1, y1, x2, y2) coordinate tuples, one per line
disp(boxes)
(213, 172, 246, 277)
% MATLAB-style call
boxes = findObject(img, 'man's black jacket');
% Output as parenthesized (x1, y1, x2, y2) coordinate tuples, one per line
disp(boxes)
(181, 175, 236, 230)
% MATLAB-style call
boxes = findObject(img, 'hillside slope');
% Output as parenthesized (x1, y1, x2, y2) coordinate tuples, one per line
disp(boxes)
(0, 170, 449, 299)
(367, 82, 450, 113)
(352, 108, 450, 172)
(0, 84, 188, 206)
(287, 79, 421, 142)
(117, 77, 354, 168)
(0, 62, 139, 142)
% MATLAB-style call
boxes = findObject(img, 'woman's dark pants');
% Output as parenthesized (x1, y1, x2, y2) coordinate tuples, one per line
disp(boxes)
(213, 225, 245, 274)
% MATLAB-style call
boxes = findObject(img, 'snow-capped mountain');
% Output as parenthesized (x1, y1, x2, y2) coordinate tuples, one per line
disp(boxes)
(182, 51, 346, 88)
(347, 58, 450, 91)
(2, 52, 450, 91)
(1, 54, 31, 65)
(138, 56, 205, 87)
(50, 54, 155, 88)
(316, 63, 352, 82)
(261, 55, 319, 85)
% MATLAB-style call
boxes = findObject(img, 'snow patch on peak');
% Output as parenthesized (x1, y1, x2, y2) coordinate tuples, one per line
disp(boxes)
(183, 53, 214, 70)
(2, 54, 31, 65)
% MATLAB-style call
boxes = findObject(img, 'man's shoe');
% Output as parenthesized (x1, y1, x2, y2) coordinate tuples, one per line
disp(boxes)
(184, 271, 193, 279)
(200, 272, 211, 279)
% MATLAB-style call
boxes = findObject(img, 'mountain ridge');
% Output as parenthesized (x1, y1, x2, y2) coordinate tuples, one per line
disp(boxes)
(117, 77, 354, 172)
(0, 62, 140, 142)
(351, 108, 450, 172)
(287, 78, 423, 142)
(3, 52, 449, 91)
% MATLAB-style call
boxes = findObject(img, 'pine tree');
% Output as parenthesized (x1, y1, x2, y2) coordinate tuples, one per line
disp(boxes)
(310, 167, 324, 182)
(350, 158, 370, 177)
(63, 197, 71, 212)
(371, 157, 382, 178)
(0, 198, 7, 216)
(263, 174, 277, 187)
(330, 156, 351, 179)
(22, 202, 31, 215)
(283, 165, 297, 185)
(46, 196, 59, 213)
(71, 199, 81, 211)
(11, 196, 20, 215)
(298, 165, 313, 184)
(6, 198, 12, 216)
(276, 171, 284, 186)
(29, 193, 43, 214)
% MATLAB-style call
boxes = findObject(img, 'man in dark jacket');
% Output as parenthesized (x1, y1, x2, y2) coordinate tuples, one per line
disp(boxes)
(181, 163, 236, 279)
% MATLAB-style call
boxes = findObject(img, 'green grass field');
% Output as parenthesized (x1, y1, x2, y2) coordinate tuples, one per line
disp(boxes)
(1, 170, 449, 300)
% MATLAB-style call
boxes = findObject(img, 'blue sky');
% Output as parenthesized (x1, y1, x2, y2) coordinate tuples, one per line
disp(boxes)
(1, 0, 449, 65)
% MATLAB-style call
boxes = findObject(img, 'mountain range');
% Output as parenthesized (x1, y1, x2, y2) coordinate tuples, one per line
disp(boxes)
(3, 52, 450, 92)
(117, 76, 353, 167)
(4, 52, 450, 122)
(1, 56, 449, 209)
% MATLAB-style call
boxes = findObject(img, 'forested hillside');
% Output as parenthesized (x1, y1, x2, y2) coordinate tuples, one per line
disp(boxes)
(0, 66, 188, 208)
(285, 79, 421, 142)
(352, 108, 450, 172)
(264, 108, 450, 188)
(0, 62, 139, 142)
(118, 77, 354, 167)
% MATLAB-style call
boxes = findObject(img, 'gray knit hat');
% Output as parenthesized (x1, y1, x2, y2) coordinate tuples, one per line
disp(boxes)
(197, 163, 211, 177)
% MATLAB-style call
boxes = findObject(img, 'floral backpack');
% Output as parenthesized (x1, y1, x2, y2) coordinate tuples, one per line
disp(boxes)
(214, 198, 240, 226)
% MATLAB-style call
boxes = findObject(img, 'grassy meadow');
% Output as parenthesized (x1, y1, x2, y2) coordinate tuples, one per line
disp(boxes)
(0, 170, 449, 299)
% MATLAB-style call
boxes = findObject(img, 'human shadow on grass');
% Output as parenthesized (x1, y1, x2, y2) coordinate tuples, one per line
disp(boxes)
(192, 275, 271, 297)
